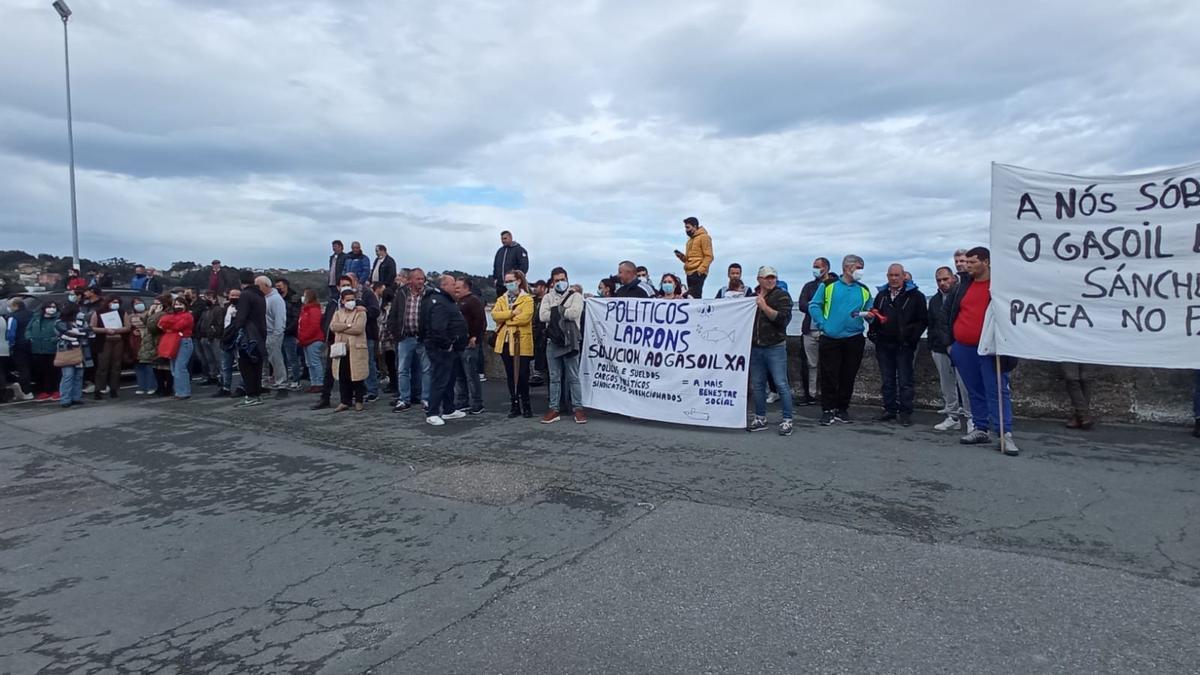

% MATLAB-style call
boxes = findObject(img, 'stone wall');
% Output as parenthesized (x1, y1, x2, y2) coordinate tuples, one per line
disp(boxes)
(481, 334, 1197, 423)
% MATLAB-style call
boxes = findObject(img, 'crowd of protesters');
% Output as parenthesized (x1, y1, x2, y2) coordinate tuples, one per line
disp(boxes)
(2, 218, 1198, 453)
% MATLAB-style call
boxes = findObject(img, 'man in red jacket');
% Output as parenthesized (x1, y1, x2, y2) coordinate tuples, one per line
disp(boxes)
(945, 247, 1020, 456)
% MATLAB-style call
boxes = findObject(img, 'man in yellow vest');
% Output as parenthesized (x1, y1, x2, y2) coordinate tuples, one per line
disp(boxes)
(674, 216, 713, 299)
(807, 254, 873, 426)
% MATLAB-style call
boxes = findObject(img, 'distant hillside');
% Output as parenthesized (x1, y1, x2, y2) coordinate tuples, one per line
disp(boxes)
(0, 250, 496, 302)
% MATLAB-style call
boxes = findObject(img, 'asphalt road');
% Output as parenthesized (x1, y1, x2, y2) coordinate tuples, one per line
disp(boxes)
(1, 381, 1197, 673)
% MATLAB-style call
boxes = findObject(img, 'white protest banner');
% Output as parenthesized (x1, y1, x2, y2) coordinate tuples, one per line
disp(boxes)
(990, 161, 1200, 369)
(580, 297, 756, 428)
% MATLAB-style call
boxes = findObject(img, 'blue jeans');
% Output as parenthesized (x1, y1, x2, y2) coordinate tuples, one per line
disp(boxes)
(454, 346, 484, 410)
(59, 365, 83, 405)
(950, 341, 1012, 434)
(750, 342, 793, 419)
(304, 342, 325, 386)
(172, 338, 195, 397)
(366, 339, 379, 396)
(547, 349, 581, 412)
(220, 347, 237, 391)
(282, 335, 301, 384)
(135, 363, 156, 392)
(396, 337, 431, 404)
(875, 340, 917, 415)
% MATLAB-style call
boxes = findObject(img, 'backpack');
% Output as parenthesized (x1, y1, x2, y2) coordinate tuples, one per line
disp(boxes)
(545, 292, 580, 350)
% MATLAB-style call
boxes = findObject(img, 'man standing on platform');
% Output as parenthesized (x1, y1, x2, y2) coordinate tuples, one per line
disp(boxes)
(674, 217, 713, 298)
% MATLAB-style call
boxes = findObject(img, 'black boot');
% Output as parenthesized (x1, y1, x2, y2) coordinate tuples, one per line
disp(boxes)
(521, 398, 532, 419)
(507, 398, 521, 419)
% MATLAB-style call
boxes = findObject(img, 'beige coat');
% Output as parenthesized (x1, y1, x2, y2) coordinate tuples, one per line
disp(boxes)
(330, 307, 369, 382)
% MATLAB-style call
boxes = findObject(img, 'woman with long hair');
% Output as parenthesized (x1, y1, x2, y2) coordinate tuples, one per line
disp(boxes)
(157, 296, 195, 400)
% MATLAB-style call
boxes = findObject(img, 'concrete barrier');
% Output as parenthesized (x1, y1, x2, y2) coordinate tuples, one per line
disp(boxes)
(482, 333, 1196, 424)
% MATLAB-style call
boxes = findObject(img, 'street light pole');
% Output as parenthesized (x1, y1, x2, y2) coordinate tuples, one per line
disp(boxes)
(54, 0, 80, 270)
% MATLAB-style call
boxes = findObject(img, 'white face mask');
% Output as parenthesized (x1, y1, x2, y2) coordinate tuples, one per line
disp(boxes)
(45, 307, 58, 317)
(554, 280, 568, 293)
(67, 294, 77, 303)
(109, 303, 120, 310)
(340, 286, 352, 293)
(133, 304, 146, 312)
(812, 268, 823, 278)
(343, 300, 356, 310)
(851, 269, 865, 282)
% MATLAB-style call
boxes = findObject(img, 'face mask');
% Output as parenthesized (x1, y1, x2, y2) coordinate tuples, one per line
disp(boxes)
(637, 275, 648, 283)
(109, 303, 120, 310)
(812, 268, 823, 278)
(505, 282, 519, 293)
(134, 303, 146, 312)
(174, 305, 185, 312)
(554, 281, 568, 293)
(661, 283, 676, 294)
(67, 294, 77, 303)
(343, 300, 356, 310)
(340, 286, 352, 293)
(851, 269, 865, 282)
(45, 307, 58, 317)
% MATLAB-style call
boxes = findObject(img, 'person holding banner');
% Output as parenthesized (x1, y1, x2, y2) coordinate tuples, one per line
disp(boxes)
(748, 266, 795, 435)
(808, 255, 873, 427)
(538, 267, 586, 424)
(493, 270, 535, 418)
(945, 247, 1020, 456)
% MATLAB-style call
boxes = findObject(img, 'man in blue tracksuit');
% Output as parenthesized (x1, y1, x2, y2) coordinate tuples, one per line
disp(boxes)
(808, 254, 873, 426)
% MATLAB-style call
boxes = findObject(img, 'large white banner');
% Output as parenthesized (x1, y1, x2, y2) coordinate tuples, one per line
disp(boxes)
(991, 161, 1200, 369)
(580, 297, 756, 428)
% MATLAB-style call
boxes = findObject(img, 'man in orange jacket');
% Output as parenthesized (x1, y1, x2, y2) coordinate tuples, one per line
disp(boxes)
(674, 216, 713, 298)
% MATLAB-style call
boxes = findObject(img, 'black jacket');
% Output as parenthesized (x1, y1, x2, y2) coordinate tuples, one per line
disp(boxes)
(797, 273, 837, 334)
(752, 287, 792, 347)
(189, 298, 212, 332)
(370, 255, 397, 286)
(386, 285, 428, 339)
(868, 285, 928, 346)
(360, 288, 381, 342)
(420, 287, 468, 351)
(9, 308, 32, 350)
(281, 290, 301, 337)
(492, 243, 529, 285)
(227, 285, 267, 357)
(614, 280, 653, 298)
(926, 290, 954, 354)
(328, 251, 346, 286)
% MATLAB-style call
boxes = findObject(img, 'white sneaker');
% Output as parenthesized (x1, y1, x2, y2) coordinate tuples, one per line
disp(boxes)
(19, 392, 34, 401)
(766, 392, 780, 404)
(966, 418, 976, 433)
(478, 374, 487, 382)
(933, 416, 958, 431)
(83, 382, 96, 394)
(442, 410, 466, 420)
(426, 415, 445, 426)
(1001, 432, 1020, 456)
(134, 390, 146, 396)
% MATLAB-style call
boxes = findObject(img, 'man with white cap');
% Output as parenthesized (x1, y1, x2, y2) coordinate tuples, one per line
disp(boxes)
(748, 266, 795, 436)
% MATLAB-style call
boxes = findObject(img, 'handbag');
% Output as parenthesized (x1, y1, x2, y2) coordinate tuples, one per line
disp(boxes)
(330, 341, 348, 358)
(54, 346, 84, 367)
(157, 331, 182, 360)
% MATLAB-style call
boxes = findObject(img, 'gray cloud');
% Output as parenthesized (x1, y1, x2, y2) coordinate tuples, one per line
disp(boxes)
(1, 0, 1198, 291)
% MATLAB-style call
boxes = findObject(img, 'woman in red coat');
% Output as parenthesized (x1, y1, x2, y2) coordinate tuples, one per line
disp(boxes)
(297, 289, 326, 392)
(157, 297, 195, 399)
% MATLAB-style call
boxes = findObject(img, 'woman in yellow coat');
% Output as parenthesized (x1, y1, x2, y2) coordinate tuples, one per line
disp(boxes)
(330, 288, 369, 412)
(492, 270, 535, 418)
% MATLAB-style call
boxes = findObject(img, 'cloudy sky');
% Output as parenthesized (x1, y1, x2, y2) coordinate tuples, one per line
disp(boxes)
(3, 0, 1198, 290)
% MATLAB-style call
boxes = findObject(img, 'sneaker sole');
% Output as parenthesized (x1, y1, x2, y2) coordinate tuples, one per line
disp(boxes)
(540, 418, 560, 424)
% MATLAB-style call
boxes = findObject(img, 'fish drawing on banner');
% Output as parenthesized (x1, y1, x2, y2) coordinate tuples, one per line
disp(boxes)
(695, 326, 735, 344)
(681, 409, 711, 421)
